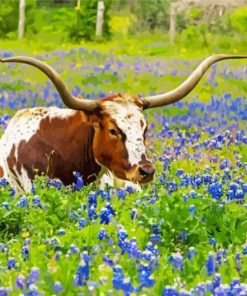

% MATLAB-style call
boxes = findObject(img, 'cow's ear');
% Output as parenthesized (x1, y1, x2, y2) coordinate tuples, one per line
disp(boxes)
(83, 106, 103, 128)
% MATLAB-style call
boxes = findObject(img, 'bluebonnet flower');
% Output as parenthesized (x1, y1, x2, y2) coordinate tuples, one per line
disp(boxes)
(131, 208, 138, 219)
(208, 182, 223, 200)
(179, 231, 188, 240)
(138, 262, 153, 284)
(57, 229, 66, 236)
(188, 247, 197, 259)
(150, 233, 161, 244)
(125, 186, 135, 194)
(103, 253, 114, 267)
(16, 274, 25, 289)
(215, 249, 227, 266)
(121, 277, 138, 294)
(209, 238, 217, 247)
(105, 202, 115, 216)
(206, 252, 215, 276)
(235, 253, 241, 272)
(21, 245, 29, 260)
(169, 252, 183, 271)
(0, 243, 9, 253)
(227, 189, 235, 201)
(118, 228, 128, 241)
(7, 257, 17, 270)
(162, 286, 179, 296)
(214, 284, 231, 295)
(16, 195, 29, 208)
(2, 202, 9, 210)
(74, 259, 90, 286)
(49, 179, 63, 190)
(229, 182, 239, 193)
(50, 237, 60, 246)
(188, 205, 196, 215)
(212, 273, 222, 289)
(112, 265, 124, 290)
(100, 207, 110, 224)
(32, 196, 45, 209)
(25, 283, 40, 296)
(242, 183, 247, 193)
(236, 189, 244, 201)
(73, 171, 84, 191)
(69, 244, 78, 254)
(88, 192, 97, 207)
(70, 211, 78, 221)
(189, 190, 197, 198)
(88, 205, 97, 220)
(0, 178, 8, 187)
(9, 187, 15, 197)
(0, 287, 12, 296)
(78, 218, 87, 230)
(116, 189, 126, 200)
(28, 267, 40, 282)
(176, 169, 184, 177)
(53, 281, 63, 293)
(98, 228, 109, 240)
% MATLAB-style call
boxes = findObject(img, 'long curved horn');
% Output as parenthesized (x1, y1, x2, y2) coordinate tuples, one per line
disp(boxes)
(0, 56, 99, 111)
(142, 54, 247, 109)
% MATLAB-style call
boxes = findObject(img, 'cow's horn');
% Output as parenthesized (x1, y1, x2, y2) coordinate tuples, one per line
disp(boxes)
(0, 56, 98, 111)
(142, 54, 247, 109)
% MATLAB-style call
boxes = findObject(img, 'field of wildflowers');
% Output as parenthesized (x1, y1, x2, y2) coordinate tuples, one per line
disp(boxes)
(0, 46, 247, 295)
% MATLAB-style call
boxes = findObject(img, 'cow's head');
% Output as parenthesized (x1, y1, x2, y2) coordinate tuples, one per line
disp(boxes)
(91, 94, 155, 183)
(1, 55, 247, 184)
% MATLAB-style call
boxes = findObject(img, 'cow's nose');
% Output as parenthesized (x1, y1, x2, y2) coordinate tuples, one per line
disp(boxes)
(138, 166, 155, 178)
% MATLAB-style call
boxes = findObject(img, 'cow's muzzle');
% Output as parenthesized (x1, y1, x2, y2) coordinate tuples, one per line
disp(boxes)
(126, 162, 155, 184)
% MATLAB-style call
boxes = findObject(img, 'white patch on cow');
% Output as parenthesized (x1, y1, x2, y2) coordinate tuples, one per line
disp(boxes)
(97, 166, 141, 191)
(0, 107, 77, 192)
(102, 97, 148, 166)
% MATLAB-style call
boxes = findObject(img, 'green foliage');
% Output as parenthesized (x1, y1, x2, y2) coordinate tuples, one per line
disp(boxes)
(131, 0, 170, 33)
(69, 0, 112, 41)
(0, 0, 19, 39)
(230, 6, 247, 33)
(0, 0, 36, 39)
(180, 25, 204, 48)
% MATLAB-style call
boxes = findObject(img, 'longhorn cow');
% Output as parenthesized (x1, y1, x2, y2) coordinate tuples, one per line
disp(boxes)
(0, 55, 246, 192)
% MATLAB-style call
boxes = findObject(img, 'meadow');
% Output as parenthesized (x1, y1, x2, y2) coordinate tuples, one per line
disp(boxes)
(0, 41, 247, 295)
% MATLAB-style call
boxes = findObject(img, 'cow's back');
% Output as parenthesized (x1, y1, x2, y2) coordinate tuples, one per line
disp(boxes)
(1, 107, 100, 192)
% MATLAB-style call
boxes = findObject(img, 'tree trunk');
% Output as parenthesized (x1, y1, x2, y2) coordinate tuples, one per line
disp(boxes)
(96, 0, 105, 37)
(169, 3, 176, 45)
(76, 0, 81, 41)
(18, 0, 25, 39)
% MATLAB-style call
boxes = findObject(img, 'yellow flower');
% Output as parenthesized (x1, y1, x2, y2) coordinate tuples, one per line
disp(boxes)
(22, 231, 30, 238)
(37, 244, 46, 252)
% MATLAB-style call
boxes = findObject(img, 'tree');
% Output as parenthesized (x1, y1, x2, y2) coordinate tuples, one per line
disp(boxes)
(69, 0, 111, 41)
(96, 0, 105, 37)
(18, 0, 26, 39)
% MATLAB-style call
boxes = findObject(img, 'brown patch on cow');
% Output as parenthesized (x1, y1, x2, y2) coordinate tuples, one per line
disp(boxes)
(6, 144, 24, 189)
(92, 113, 129, 180)
(0, 166, 4, 178)
(100, 94, 119, 102)
(14, 111, 101, 186)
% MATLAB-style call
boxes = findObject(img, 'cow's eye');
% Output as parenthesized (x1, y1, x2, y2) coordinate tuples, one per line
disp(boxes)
(109, 129, 118, 136)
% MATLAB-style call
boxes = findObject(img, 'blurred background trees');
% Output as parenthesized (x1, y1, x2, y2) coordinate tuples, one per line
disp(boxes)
(0, 0, 247, 52)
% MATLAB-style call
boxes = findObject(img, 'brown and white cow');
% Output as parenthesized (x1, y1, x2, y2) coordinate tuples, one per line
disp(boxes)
(0, 55, 246, 192)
